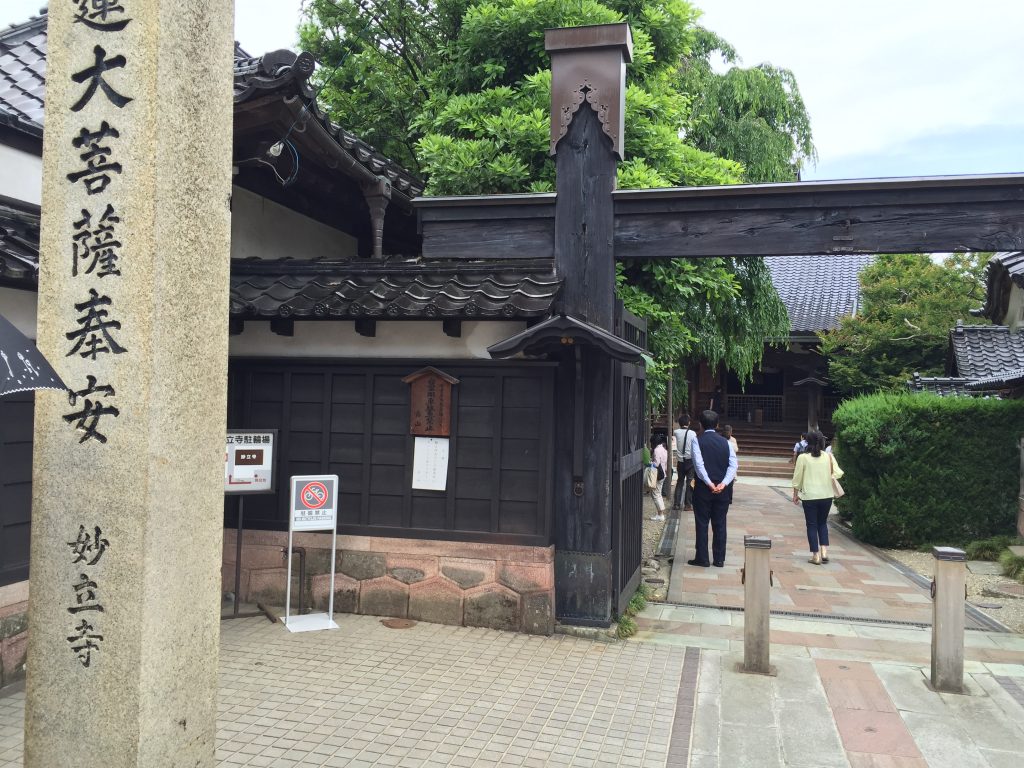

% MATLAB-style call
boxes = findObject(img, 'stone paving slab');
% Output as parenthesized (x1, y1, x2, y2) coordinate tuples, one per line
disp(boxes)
(0, 615, 689, 768)
(669, 484, 950, 625)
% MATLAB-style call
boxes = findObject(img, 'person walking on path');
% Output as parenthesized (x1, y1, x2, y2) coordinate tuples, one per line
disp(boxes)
(688, 410, 737, 567)
(672, 416, 696, 511)
(791, 430, 844, 565)
(724, 424, 738, 455)
(791, 432, 807, 462)
(649, 433, 669, 522)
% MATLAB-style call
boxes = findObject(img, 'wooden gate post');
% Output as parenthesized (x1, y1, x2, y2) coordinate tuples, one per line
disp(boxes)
(930, 546, 967, 693)
(547, 25, 633, 625)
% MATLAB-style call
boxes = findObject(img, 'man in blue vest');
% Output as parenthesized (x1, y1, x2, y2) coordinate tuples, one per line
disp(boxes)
(687, 409, 738, 567)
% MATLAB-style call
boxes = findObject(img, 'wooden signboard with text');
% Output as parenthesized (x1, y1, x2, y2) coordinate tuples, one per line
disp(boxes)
(402, 366, 458, 437)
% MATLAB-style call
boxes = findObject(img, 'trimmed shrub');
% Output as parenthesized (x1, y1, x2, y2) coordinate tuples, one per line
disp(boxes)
(965, 535, 1018, 561)
(832, 393, 1024, 548)
(1001, 549, 1024, 581)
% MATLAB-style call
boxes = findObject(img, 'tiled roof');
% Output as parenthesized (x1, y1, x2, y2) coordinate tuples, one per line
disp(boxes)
(231, 48, 424, 201)
(965, 368, 1024, 391)
(230, 260, 560, 320)
(0, 10, 46, 127)
(0, 199, 39, 286)
(0, 10, 424, 201)
(906, 373, 974, 397)
(764, 255, 874, 335)
(972, 251, 1024, 324)
(948, 320, 1024, 379)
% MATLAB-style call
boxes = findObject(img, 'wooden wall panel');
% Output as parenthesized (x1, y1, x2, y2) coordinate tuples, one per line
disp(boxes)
(227, 361, 555, 545)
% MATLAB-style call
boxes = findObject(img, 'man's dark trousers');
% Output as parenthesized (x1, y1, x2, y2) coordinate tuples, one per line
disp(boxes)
(673, 459, 693, 508)
(692, 485, 729, 565)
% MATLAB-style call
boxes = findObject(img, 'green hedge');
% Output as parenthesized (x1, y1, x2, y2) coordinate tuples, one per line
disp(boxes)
(832, 393, 1024, 548)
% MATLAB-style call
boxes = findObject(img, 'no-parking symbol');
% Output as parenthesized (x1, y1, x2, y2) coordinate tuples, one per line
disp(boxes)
(289, 474, 338, 531)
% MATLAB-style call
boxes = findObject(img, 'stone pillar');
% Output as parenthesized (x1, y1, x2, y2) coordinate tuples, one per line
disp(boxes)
(25, 3, 234, 767)
(930, 547, 966, 694)
(547, 24, 632, 626)
(742, 535, 772, 674)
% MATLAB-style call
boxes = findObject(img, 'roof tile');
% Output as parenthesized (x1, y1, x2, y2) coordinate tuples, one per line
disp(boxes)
(765, 255, 874, 334)
(948, 320, 1024, 378)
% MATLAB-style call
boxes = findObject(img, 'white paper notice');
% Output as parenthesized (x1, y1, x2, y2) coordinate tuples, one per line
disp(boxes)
(412, 436, 450, 491)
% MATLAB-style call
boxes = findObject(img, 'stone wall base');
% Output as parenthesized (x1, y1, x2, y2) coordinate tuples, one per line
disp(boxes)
(0, 580, 28, 689)
(223, 531, 555, 635)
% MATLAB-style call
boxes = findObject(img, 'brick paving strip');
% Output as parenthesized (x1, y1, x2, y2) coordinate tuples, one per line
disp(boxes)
(666, 647, 700, 766)
(994, 675, 1024, 709)
(816, 659, 927, 767)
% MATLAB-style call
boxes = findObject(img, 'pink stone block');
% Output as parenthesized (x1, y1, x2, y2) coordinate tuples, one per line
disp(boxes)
(409, 577, 464, 626)
(497, 562, 554, 594)
(0, 600, 28, 622)
(359, 577, 409, 618)
(386, 553, 438, 584)
(311, 573, 359, 613)
(1, 631, 28, 681)
(341, 535, 554, 563)
(463, 583, 520, 632)
(237, 544, 289, 570)
(246, 567, 288, 602)
(439, 558, 496, 589)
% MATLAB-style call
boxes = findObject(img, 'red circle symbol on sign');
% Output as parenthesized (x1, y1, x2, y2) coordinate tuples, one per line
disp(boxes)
(300, 481, 328, 509)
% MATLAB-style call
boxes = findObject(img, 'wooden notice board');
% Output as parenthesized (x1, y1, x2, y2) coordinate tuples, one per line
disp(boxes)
(402, 366, 459, 437)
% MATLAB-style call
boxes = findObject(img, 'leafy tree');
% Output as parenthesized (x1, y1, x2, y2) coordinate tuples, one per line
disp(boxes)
(300, 0, 813, 404)
(818, 253, 991, 395)
(679, 27, 815, 183)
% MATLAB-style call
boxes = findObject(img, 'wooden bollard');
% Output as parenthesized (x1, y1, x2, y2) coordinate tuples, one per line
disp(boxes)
(930, 546, 967, 693)
(743, 535, 772, 674)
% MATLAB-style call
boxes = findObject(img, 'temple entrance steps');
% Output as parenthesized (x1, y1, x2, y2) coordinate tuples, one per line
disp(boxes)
(737, 455, 793, 479)
(729, 424, 803, 459)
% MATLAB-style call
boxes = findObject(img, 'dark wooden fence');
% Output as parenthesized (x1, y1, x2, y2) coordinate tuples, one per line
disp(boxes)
(0, 391, 33, 587)
(228, 359, 556, 546)
(613, 306, 646, 615)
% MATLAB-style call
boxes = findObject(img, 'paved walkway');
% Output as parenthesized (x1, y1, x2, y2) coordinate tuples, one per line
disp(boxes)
(668, 483, 943, 625)
(635, 604, 1024, 768)
(1, 615, 688, 768)
(2, 479, 1023, 767)
(2, 606, 1023, 767)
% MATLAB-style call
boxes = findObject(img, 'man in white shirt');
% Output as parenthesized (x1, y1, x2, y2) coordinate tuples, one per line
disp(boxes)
(672, 416, 696, 511)
(689, 411, 738, 567)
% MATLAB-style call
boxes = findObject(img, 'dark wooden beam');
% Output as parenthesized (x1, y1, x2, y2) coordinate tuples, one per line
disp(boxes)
(612, 174, 1024, 258)
(416, 196, 556, 261)
(354, 319, 376, 337)
(442, 319, 462, 338)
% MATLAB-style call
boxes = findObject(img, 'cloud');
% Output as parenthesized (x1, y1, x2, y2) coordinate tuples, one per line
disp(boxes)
(697, 0, 1024, 174)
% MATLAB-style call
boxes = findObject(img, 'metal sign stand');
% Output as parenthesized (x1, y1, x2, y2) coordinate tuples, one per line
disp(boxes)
(285, 474, 340, 632)
(223, 429, 278, 622)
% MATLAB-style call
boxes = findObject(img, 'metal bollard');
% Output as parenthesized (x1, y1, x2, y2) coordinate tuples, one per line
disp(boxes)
(742, 535, 773, 674)
(930, 546, 966, 693)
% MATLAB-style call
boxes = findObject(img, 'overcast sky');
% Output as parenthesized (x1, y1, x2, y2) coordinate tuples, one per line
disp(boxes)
(3, 0, 1022, 181)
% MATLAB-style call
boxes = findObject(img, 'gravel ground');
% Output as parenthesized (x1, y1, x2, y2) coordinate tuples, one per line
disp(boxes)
(882, 548, 1024, 634)
(641, 490, 671, 602)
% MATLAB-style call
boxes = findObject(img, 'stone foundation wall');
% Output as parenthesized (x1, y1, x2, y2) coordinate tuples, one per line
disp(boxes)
(0, 580, 28, 689)
(222, 530, 555, 635)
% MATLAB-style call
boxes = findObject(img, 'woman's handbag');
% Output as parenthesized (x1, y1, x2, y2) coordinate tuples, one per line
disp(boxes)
(644, 463, 658, 491)
(829, 454, 845, 498)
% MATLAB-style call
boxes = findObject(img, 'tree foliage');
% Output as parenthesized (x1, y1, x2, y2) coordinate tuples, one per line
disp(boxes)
(300, 0, 814, 405)
(818, 253, 991, 395)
